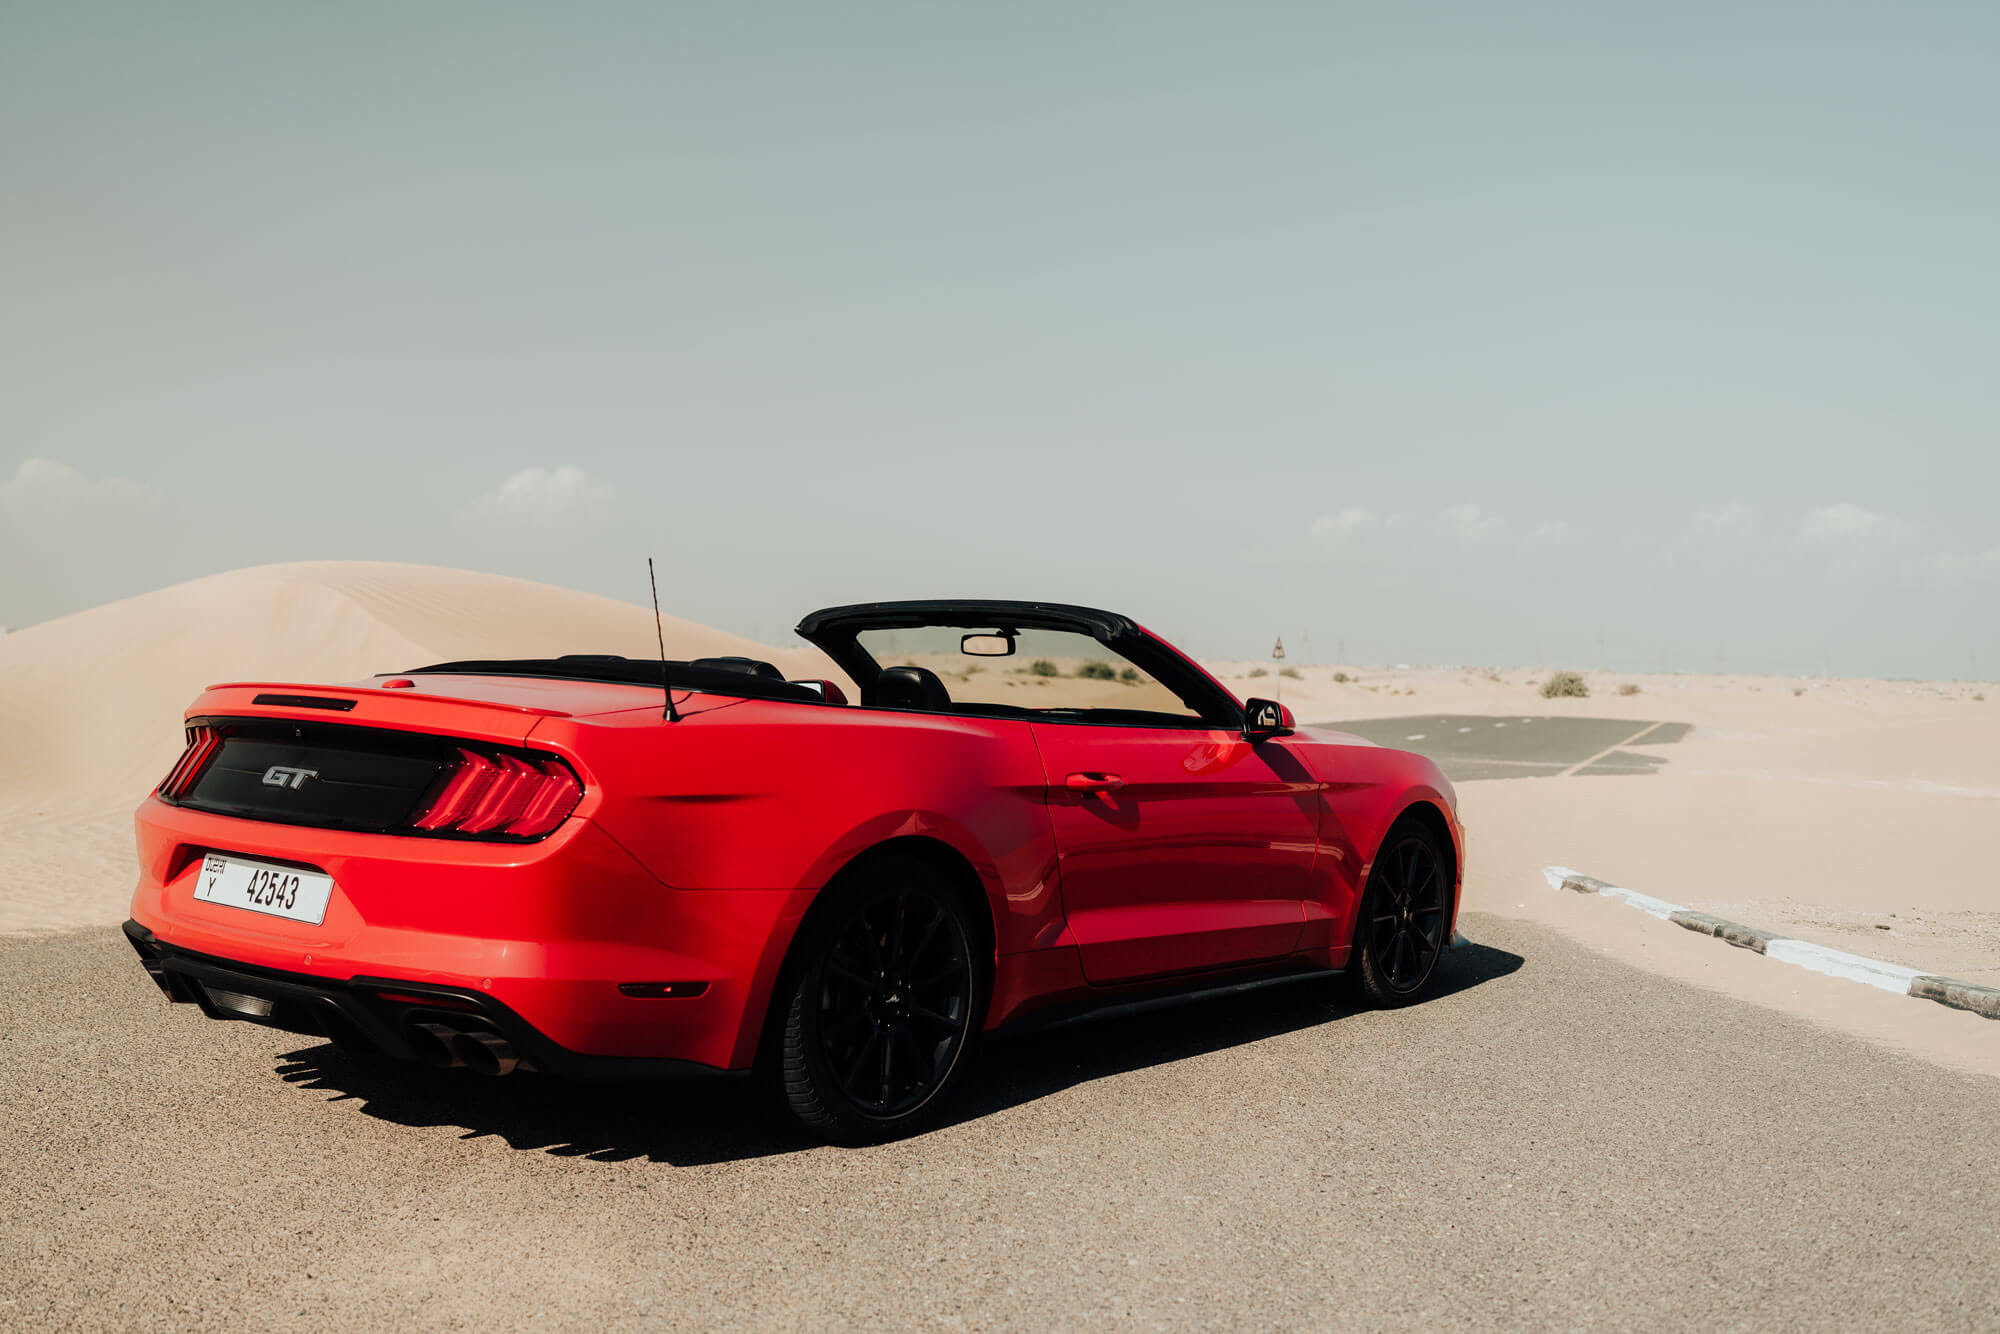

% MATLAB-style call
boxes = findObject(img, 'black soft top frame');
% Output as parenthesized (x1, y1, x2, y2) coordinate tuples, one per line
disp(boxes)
(402, 658, 826, 704)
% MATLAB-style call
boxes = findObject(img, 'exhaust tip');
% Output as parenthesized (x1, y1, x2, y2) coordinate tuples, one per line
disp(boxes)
(405, 1020, 468, 1069)
(450, 1029, 519, 1077)
(203, 985, 275, 1019)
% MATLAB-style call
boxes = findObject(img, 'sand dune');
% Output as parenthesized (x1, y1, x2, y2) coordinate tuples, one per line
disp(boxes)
(0, 562, 835, 930)
(0, 561, 827, 814)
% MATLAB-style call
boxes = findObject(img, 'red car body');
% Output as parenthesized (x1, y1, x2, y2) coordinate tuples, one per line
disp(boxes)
(126, 600, 1462, 1112)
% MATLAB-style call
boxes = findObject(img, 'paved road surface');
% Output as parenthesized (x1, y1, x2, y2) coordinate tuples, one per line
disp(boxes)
(1314, 715, 1692, 781)
(3, 918, 1994, 1329)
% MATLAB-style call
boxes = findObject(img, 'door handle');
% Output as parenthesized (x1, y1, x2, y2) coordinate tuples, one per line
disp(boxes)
(1066, 772, 1125, 793)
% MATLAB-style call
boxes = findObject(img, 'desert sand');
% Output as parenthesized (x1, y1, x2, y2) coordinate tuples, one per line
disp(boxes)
(3, 563, 1993, 1074)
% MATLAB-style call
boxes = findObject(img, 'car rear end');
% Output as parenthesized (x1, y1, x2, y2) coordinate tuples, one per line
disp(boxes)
(127, 676, 802, 1078)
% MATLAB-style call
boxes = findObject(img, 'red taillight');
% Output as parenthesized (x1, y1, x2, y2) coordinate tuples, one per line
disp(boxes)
(408, 749, 582, 839)
(157, 726, 220, 798)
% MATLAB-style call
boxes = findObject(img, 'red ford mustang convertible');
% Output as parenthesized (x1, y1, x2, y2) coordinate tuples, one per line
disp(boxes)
(127, 600, 1462, 1141)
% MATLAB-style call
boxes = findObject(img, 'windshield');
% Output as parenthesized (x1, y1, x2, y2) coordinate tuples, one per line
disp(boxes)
(855, 625, 1207, 726)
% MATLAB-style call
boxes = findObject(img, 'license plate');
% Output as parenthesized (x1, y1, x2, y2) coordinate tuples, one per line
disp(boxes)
(192, 854, 335, 925)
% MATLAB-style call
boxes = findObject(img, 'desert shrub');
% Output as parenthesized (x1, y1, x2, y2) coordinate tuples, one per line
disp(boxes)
(1078, 661, 1118, 680)
(1247, 667, 1269, 678)
(1118, 667, 1140, 683)
(1618, 682, 1641, 696)
(1540, 671, 1589, 699)
(1974, 692, 1986, 702)
(1029, 658, 1059, 677)
(1280, 667, 1302, 680)
(1331, 671, 1351, 684)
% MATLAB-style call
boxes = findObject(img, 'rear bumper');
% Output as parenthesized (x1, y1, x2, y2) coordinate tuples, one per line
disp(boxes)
(128, 796, 817, 1070)
(125, 920, 737, 1079)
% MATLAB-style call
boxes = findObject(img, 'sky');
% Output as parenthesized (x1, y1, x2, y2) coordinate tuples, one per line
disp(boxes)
(3, 2, 1996, 678)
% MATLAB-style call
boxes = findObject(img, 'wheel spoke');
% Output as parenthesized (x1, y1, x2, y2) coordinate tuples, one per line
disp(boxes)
(877, 1028, 897, 1106)
(824, 1011, 870, 1040)
(893, 1029, 926, 1084)
(854, 908, 885, 971)
(905, 905, 946, 969)
(842, 1029, 881, 1094)
(826, 960, 873, 991)
(912, 957, 967, 988)
(910, 1004, 957, 1030)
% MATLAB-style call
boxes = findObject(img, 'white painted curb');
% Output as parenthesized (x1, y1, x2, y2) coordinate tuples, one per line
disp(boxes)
(1543, 865, 2000, 1020)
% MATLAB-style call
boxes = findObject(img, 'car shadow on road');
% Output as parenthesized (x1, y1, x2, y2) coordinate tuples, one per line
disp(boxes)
(273, 938, 1525, 1167)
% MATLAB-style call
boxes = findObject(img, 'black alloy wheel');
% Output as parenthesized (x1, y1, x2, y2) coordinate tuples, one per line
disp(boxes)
(774, 859, 980, 1142)
(1352, 822, 1451, 1006)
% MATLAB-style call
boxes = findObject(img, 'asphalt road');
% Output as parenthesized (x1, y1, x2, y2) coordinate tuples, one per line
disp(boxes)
(1315, 715, 1693, 781)
(4, 918, 1995, 1329)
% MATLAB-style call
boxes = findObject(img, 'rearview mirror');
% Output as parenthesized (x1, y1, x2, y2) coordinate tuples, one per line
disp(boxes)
(961, 633, 1016, 657)
(1242, 697, 1294, 742)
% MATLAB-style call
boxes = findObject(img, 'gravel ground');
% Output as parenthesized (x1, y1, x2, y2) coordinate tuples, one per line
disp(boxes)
(3, 914, 1996, 1330)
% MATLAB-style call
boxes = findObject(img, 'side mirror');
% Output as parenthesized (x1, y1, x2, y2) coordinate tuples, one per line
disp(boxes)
(1242, 698, 1294, 742)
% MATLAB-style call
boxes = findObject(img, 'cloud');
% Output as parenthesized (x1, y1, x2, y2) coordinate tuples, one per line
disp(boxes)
(0, 458, 156, 521)
(1695, 502, 1753, 532)
(1526, 521, 1572, 547)
(1438, 503, 1504, 542)
(462, 466, 614, 529)
(1800, 502, 1914, 544)
(1309, 506, 1382, 539)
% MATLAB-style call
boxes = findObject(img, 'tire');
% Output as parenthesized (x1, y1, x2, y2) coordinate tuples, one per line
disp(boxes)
(770, 856, 983, 1144)
(1349, 818, 1453, 1008)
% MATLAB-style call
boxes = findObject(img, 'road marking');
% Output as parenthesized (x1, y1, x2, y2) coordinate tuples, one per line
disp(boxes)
(1557, 720, 1664, 778)
(1763, 939, 1923, 994)
(1542, 865, 2000, 1019)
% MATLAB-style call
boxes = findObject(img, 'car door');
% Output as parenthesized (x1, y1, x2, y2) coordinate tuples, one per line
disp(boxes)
(1030, 720, 1321, 984)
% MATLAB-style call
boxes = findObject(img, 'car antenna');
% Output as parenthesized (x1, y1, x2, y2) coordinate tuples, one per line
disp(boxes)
(648, 557, 681, 722)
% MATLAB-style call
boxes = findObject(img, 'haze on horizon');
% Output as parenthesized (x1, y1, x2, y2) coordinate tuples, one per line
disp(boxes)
(3, 3, 1995, 679)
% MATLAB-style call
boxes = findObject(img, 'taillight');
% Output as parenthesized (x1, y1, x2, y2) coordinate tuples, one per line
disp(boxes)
(157, 726, 221, 798)
(408, 749, 582, 840)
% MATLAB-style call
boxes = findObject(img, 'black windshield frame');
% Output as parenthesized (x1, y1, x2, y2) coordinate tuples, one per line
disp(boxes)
(795, 600, 1243, 728)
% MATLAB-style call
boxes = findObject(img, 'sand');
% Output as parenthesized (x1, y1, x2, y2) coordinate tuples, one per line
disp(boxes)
(3, 566, 1993, 1074)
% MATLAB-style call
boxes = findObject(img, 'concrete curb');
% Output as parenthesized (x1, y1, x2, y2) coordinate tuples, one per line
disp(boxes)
(1542, 865, 2000, 1021)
